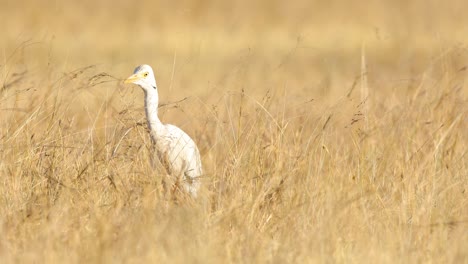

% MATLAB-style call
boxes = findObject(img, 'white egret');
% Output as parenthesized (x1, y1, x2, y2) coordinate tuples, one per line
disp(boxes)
(124, 64, 202, 197)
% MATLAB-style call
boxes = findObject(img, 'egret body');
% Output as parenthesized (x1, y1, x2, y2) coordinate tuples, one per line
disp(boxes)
(124, 64, 202, 197)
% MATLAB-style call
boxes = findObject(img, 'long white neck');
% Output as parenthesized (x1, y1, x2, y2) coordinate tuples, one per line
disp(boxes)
(144, 88, 164, 133)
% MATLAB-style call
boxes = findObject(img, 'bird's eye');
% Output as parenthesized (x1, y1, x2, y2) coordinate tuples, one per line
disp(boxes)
(143, 72, 149, 77)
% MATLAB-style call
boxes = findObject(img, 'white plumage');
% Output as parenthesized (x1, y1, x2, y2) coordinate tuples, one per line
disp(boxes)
(124, 64, 202, 197)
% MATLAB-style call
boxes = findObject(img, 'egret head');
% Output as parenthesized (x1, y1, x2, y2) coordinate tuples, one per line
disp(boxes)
(124, 64, 157, 91)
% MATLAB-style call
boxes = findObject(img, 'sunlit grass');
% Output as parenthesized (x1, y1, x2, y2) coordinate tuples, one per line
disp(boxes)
(0, 1, 467, 263)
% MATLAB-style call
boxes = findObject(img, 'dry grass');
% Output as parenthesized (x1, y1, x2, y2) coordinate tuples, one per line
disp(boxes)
(1, 0, 467, 263)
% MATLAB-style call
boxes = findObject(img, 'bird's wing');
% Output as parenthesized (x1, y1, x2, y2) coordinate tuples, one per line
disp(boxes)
(163, 124, 202, 176)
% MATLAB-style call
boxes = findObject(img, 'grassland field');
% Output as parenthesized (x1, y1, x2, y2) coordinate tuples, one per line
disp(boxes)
(0, 0, 467, 263)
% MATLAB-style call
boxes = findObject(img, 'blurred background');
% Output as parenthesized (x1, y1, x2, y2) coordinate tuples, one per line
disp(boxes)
(2, 0, 468, 86)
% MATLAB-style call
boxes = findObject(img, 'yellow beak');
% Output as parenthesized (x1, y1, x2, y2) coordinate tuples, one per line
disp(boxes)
(124, 73, 143, 84)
